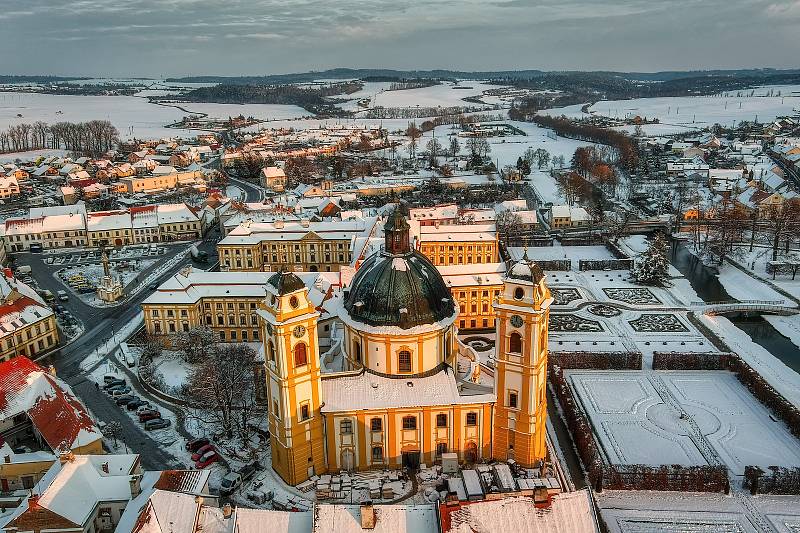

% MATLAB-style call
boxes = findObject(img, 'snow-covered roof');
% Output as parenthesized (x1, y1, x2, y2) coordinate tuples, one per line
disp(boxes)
(0, 357, 103, 454)
(87, 210, 132, 232)
(447, 492, 598, 533)
(320, 367, 494, 413)
(312, 504, 438, 533)
(157, 203, 200, 225)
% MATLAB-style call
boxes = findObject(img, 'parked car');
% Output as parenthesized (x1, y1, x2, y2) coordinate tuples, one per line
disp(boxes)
(220, 472, 243, 496)
(103, 379, 125, 390)
(127, 399, 149, 411)
(185, 437, 211, 453)
(144, 418, 171, 431)
(57, 290, 68, 301)
(110, 387, 131, 397)
(239, 460, 260, 482)
(148, 283, 160, 291)
(139, 410, 162, 422)
(103, 375, 119, 384)
(29, 243, 43, 253)
(115, 395, 135, 405)
(137, 405, 156, 415)
(191, 444, 215, 462)
(195, 450, 219, 468)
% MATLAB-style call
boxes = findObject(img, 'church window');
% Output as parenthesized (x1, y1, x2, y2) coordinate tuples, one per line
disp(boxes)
(402, 416, 417, 430)
(371, 417, 382, 431)
(398, 350, 412, 373)
(514, 287, 525, 300)
(436, 414, 448, 428)
(340, 419, 353, 434)
(300, 403, 310, 421)
(294, 342, 308, 367)
(466, 412, 477, 426)
(509, 332, 522, 354)
(268, 341, 275, 363)
(289, 296, 299, 308)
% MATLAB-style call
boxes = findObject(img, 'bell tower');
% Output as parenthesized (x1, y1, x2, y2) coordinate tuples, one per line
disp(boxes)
(260, 271, 327, 485)
(492, 254, 552, 467)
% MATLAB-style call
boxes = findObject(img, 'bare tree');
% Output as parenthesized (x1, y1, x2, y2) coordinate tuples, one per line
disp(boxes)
(186, 343, 259, 441)
(449, 136, 460, 160)
(763, 199, 800, 262)
(173, 326, 217, 364)
(496, 210, 523, 245)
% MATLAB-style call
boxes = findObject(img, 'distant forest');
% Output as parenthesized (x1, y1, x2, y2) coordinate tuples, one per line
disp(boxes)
(158, 81, 363, 115)
(166, 67, 800, 85)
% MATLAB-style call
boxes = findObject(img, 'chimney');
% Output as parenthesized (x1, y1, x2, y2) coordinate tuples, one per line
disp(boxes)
(101, 462, 109, 473)
(4, 455, 10, 464)
(28, 494, 40, 509)
(129, 474, 142, 498)
(360, 502, 376, 530)
(222, 503, 233, 519)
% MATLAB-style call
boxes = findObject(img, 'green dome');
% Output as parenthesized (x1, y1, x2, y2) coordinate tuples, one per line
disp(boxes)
(267, 271, 305, 295)
(344, 250, 455, 329)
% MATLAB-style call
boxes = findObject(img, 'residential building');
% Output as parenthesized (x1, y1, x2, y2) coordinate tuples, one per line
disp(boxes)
(0, 177, 20, 199)
(156, 204, 202, 242)
(118, 170, 205, 194)
(86, 211, 134, 247)
(2, 454, 142, 533)
(0, 275, 59, 362)
(549, 205, 590, 229)
(261, 166, 287, 192)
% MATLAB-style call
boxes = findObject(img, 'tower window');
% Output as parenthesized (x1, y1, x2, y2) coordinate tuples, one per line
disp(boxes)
(294, 342, 308, 368)
(466, 412, 477, 426)
(402, 416, 417, 430)
(340, 419, 353, 435)
(268, 340, 275, 363)
(509, 391, 519, 409)
(436, 413, 448, 428)
(514, 287, 525, 300)
(509, 332, 522, 354)
(300, 403, 310, 421)
(371, 417, 382, 432)
(398, 350, 412, 373)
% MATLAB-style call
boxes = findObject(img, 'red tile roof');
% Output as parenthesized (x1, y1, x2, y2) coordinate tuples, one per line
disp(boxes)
(0, 356, 101, 453)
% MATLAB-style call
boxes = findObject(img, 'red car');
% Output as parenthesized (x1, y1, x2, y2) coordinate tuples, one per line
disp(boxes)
(195, 450, 219, 469)
(139, 410, 161, 423)
(191, 444, 215, 462)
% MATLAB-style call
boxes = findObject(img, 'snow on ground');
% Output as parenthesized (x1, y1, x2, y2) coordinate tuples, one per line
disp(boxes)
(151, 353, 191, 391)
(369, 81, 503, 110)
(598, 489, 800, 533)
(0, 148, 70, 163)
(701, 314, 800, 408)
(568, 369, 800, 471)
(0, 92, 308, 140)
(538, 103, 589, 120)
(509, 244, 615, 267)
(716, 260, 791, 304)
(226, 184, 245, 200)
(589, 85, 800, 130)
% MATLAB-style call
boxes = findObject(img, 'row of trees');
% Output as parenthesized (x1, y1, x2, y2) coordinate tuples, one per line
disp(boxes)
(533, 114, 639, 171)
(0, 120, 119, 157)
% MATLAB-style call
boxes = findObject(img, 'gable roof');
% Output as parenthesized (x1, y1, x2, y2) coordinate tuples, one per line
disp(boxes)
(0, 357, 102, 454)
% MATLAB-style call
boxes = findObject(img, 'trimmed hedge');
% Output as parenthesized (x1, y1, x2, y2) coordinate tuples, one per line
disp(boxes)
(550, 351, 642, 370)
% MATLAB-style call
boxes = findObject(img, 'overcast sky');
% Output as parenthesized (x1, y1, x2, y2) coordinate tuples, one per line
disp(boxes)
(2, 0, 799, 77)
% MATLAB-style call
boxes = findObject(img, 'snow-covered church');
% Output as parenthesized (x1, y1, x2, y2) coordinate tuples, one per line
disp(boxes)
(258, 210, 552, 485)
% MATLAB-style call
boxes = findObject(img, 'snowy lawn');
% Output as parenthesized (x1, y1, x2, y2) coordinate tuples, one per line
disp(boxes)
(568, 369, 800, 472)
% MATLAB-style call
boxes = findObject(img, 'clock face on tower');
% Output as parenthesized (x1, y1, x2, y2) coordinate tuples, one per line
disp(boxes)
(510, 314, 524, 328)
(293, 325, 306, 338)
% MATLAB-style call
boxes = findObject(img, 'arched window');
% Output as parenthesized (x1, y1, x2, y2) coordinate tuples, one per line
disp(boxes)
(509, 332, 522, 354)
(353, 340, 362, 363)
(398, 350, 412, 373)
(514, 287, 525, 300)
(294, 342, 308, 367)
(268, 340, 275, 363)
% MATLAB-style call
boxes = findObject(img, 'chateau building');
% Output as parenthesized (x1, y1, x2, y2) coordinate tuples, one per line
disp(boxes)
(416, 223, 499, 266)
(217, 218, 378, 273)
(260, 211, 551, 486)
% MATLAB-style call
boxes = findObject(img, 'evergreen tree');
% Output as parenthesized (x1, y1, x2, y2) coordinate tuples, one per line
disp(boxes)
(632, 233, 671, 286)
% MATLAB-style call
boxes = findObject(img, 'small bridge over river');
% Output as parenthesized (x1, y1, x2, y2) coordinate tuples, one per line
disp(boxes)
(691, 300, 799, 316)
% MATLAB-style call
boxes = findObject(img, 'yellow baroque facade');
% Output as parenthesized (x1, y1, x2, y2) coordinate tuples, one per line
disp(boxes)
(260, 211, 551, 486)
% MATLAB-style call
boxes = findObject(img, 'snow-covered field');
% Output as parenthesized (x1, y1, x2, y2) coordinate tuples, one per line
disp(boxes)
(568, 369, 800, 471)
(589, 85, 800, 130)
(370, 81, 503, 110)
(0, 92, 308, 140)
